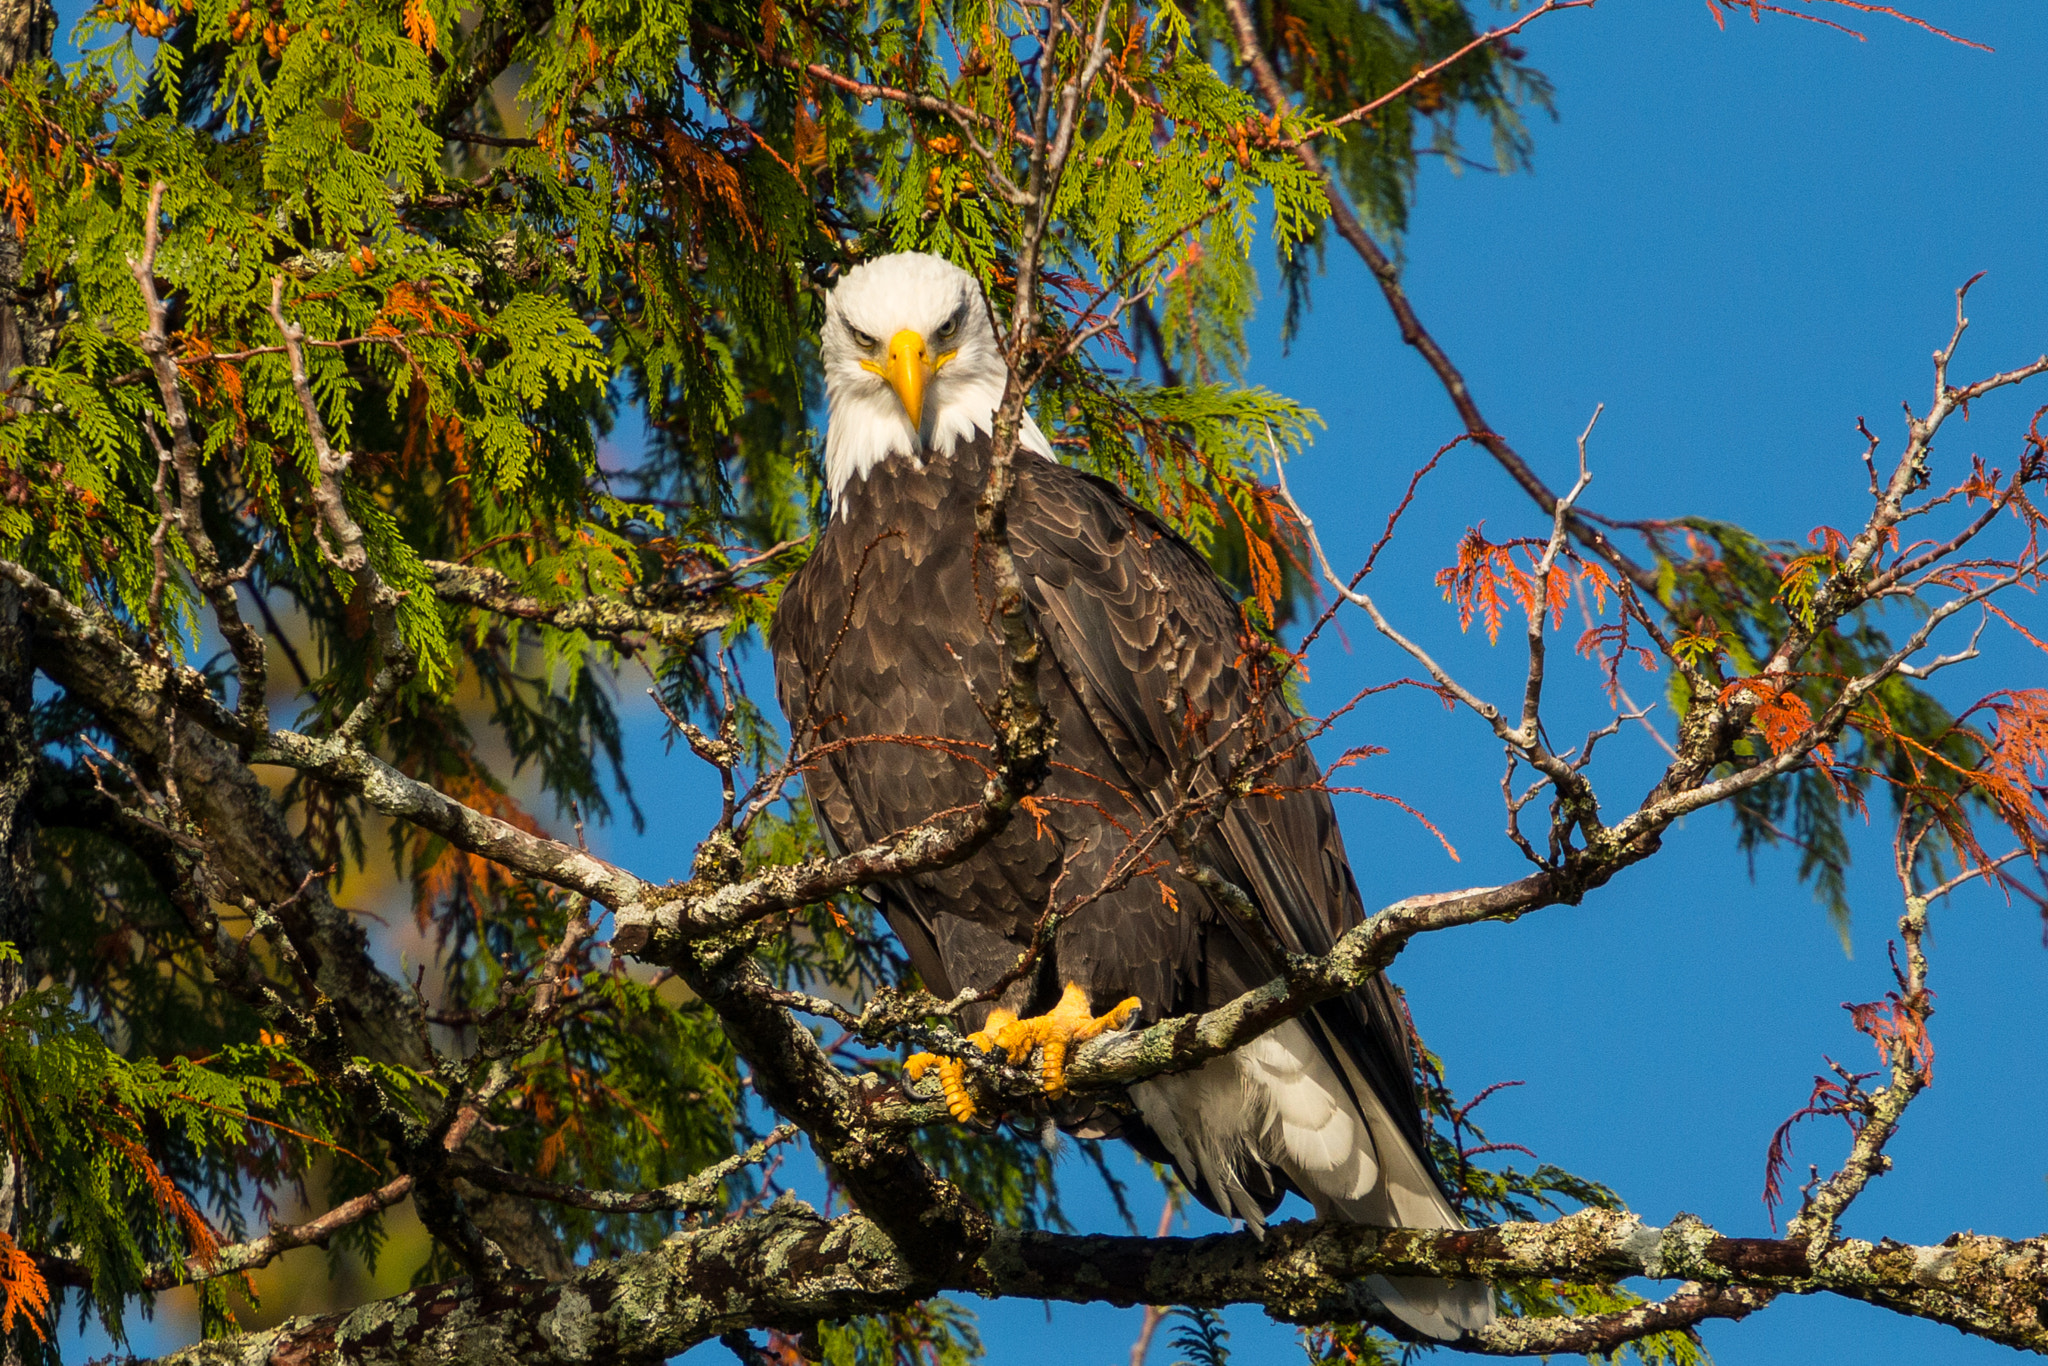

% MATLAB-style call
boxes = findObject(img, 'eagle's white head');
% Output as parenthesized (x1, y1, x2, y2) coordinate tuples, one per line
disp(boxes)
(821, 251, 1054, 502)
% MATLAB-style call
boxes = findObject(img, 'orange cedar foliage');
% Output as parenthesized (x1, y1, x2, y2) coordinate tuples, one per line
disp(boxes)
(1761, 1066, 1872, 1227)
(1405, 64, 1448, 116)
(1119, 16, 1146, 70)
(1130, 436, 1300, 629)
(1574, 620, 1658, 700)
(1437, 527, 1520, 642)
(656, 127, 760, 248)
(411, 770, 548, 930)
(1848, 688, 2047, 867)
(1253, 482, 1309, 613)
(1225, 483, 1291, 627)
(1807, 524, 1851, 557)
(1718, 675, 1832, 766)
(401, 0, 436, 52)
(1435, 524, 1611, 645)
(1276, 12, 1317, 87)
(536, 1116, 570, 1178)
(0, 1230, 46, 1342)
(180, 342, 254, 449)
(375, 281, 479, 338)
(0, 167, 32, 240)
(528, 1060, 665, 1179)
(395, 383, 472, 487)
(1964, 688, 2048, 854)
(1848, 988, 1935, 1082)
(102, 1129, 223, 1268)
(791, 99, 826, 171)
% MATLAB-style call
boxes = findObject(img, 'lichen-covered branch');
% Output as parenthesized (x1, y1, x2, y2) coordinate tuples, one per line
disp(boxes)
(245, 708, 1055, 956)
(43, 1174, 417, 1294)
(444, 1126, 798, 1217)
(251, 726, 657, 925)
(425, 559, 736, 649)
(132, 1203, 2048, 1366)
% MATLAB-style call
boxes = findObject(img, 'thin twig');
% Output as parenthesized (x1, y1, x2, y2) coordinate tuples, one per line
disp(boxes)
(1319, 1, 1596, 135)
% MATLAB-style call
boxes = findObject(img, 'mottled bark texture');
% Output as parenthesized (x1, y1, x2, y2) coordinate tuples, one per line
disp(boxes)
(0, 580, 32, 1356)
(425, 560, 734, 650)
(134, 1205, 2048, 1366)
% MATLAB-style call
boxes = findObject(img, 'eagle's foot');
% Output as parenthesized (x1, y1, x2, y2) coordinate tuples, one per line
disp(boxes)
(988, 983, 1140, 1098)
(905, 1008, 1018, 1122)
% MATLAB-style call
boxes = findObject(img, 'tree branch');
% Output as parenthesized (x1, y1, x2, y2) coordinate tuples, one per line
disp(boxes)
(425, 559, 736, 650)
(1318, 1, 1596, 136)
(130, 1204, 2048, 1366)
(128, 180, 270, 733)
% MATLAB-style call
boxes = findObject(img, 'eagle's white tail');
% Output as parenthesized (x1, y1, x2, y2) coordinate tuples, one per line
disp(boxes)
(1130, 1019, 1494, 1341)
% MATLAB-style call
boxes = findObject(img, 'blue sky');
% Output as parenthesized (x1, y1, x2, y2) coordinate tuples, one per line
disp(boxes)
(59, 2, 2048, 1363)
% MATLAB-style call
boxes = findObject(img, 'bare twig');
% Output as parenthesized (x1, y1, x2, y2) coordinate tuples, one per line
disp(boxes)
(127, 180, 270, 732)
(448, 1126, 800, 1216)
(267, 274, 414, 742)
(1268, 437, 1584, 799)
(1319, 1, 1597, 135)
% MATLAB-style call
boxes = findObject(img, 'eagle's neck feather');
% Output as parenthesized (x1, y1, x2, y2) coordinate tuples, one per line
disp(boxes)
(823, 365, 1054, 506)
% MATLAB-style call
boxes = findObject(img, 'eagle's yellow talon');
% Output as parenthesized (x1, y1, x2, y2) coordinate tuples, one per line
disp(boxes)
(989, 983, 1142, 1098)
(938, 1058, 976, 1121)
(905, 992, 1135, 1114)
(905, 1009, 1021, 1123)
(905, 1051, 981, 1120)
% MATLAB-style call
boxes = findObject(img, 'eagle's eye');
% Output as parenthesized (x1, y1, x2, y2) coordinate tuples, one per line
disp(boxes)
(846, 325, 878, 350)
(934, 315, 958, 342)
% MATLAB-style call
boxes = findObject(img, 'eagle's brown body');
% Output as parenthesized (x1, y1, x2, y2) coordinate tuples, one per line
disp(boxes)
(770, 432, 1437, 1218)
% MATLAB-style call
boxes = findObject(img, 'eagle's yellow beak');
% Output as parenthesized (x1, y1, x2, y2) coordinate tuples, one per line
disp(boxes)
(886, 328, 931, 429)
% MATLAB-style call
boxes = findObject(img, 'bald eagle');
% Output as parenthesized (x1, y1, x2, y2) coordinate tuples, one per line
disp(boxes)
(770, 252, 1492, 1339)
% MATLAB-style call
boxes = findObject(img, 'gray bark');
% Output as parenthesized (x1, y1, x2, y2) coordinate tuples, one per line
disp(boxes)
(131, 1203, 2048, 1366)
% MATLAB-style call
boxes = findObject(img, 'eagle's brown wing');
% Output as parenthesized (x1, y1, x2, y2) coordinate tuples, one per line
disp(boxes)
(1009, 453, 1438, 1173)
